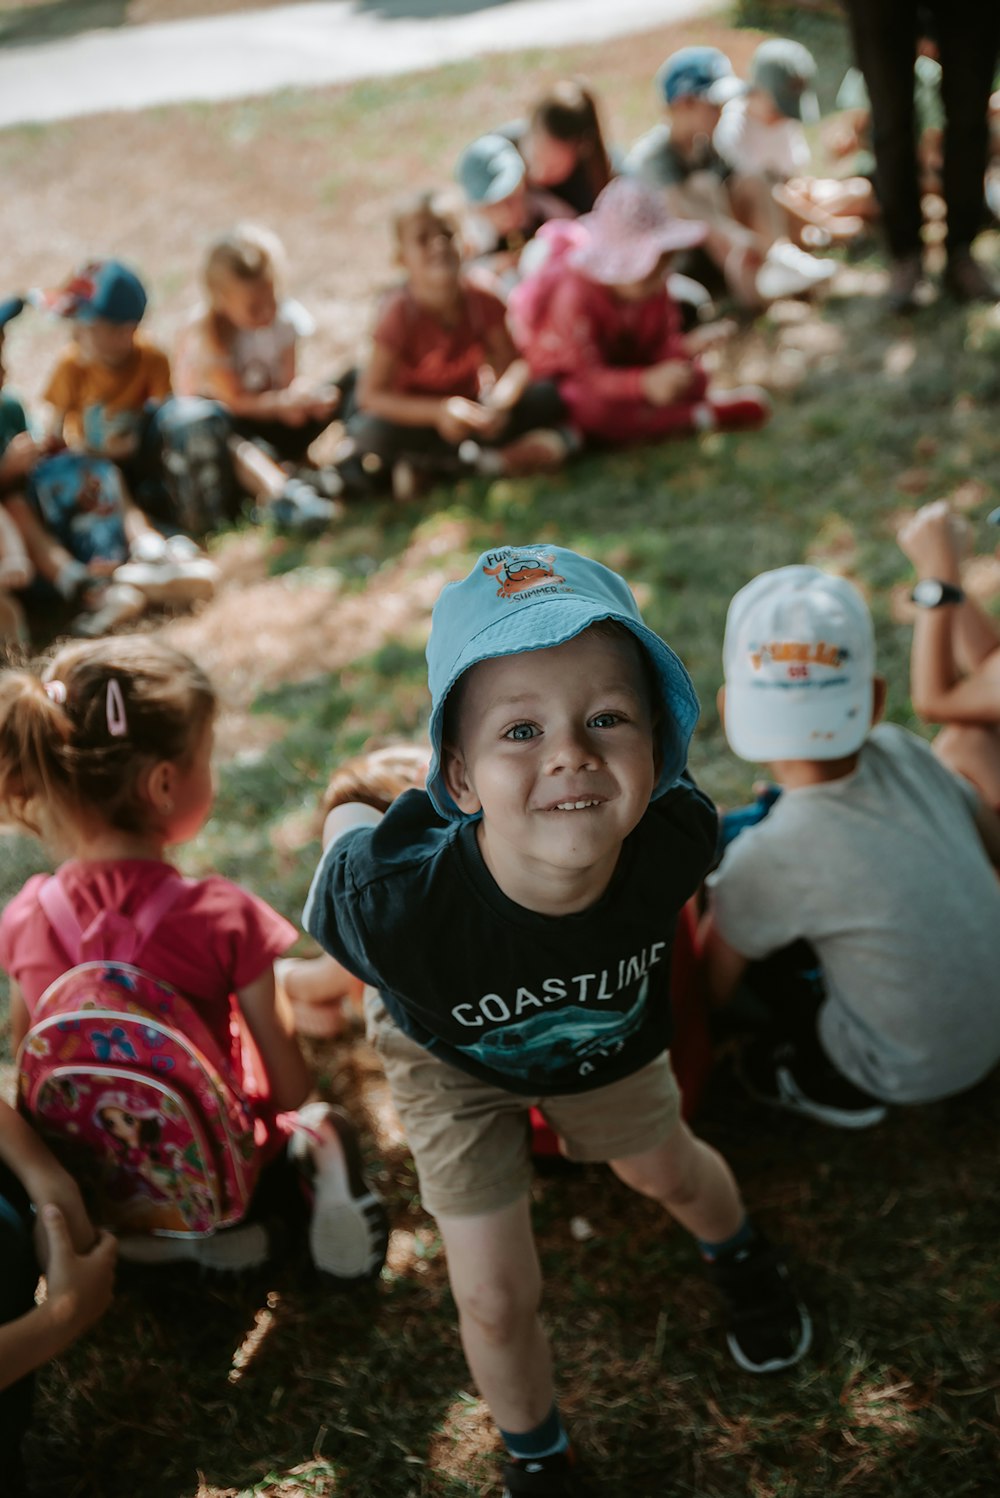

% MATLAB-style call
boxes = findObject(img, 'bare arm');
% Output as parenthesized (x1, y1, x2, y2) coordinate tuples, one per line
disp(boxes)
(0, 1204, 115, 1392)
(899, 501, 1000, 724)
(236, 968, 312, 1113)
(697, 909, 750, 1007)
(9, 979, 29, 1052)
(357, 341, 451, 429)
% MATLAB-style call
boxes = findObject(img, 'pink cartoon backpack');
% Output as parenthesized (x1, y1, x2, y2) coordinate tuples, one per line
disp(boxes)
(17, 874, 261, 1238)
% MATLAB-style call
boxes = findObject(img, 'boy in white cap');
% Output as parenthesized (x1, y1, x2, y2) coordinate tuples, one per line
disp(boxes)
(702, 565, 1000, 1129)
(305, 543, 811, 1496)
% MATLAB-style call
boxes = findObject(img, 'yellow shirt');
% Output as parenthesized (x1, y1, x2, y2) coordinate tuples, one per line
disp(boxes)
(44, 334, 172, 455)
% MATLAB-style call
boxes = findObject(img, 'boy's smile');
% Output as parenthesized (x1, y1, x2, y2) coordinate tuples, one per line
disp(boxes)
(444, 628, 659, 913)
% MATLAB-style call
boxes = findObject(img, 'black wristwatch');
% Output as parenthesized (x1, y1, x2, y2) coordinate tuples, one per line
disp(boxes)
(911, 578, 965, 608)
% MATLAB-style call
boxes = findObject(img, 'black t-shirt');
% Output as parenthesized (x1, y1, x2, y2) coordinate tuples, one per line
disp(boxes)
(305, 779, 716, 1096)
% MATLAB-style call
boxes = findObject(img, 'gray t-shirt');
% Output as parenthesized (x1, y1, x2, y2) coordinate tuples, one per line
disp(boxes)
(708, 724, 1000, 1104)
(624, 122, 730, 190)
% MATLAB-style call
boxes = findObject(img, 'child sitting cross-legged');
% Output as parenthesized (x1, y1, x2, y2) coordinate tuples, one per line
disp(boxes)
(0, 636, 388, 1279)
(700, 566, 1000, 1128)
(304, 543, 811, 1496)
(175, 224, 343, 533)
(339, 193, 575, 501)
(509, 178, 770, 449)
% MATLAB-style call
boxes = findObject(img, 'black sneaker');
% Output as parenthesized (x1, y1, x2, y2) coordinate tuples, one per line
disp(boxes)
(501, 1448, 587, 1496)
(739, 1038, 888, 1130)
(706, 1233, 812, 1375)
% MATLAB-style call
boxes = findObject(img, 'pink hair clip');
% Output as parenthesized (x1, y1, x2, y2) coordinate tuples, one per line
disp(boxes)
(44, 679, 68, 704)
(105, 678, 128, 738)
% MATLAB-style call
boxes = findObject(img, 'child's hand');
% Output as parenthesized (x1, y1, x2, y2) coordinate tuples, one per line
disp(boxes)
(641, 360, 696, 407)
(42, 1205, 116, 1341)
(31, 1167, 100, 1261)
(307, 383, 341, 422)
(897, 500, 962, 580)
(272, 387, 314, 426)
(436, 397, 490, 443)
(1, 431, 41, 479)
(102, 431, 139, 461)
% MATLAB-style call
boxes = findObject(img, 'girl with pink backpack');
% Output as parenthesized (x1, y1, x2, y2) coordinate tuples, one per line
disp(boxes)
(0, 635, 387, 1279)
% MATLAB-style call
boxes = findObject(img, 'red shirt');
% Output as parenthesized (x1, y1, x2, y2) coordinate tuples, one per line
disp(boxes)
(516, 266, 690, 401)
(373, 282, 507, 399)
(0, 860, 297, 1140)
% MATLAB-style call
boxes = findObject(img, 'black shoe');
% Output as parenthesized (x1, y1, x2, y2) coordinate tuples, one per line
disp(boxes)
(705, 1232, 812, 1374)
(501, 1448, 587, 1496)
(739, 1037, 888, 1130)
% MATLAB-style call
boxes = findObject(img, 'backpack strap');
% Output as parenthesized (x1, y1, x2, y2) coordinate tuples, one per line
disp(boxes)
(38, 871, 190, 965)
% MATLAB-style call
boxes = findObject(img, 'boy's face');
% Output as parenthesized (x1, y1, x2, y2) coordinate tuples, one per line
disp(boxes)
(397, 210, 460, 288)
(480, 181, 527, 237)
(444, 628, 659, 905)
(78, 317, 138, 368)
(669, 94, 722, 140)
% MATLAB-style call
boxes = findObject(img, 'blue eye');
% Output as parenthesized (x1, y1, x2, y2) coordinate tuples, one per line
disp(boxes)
(590, 712, 622, 728)
(506, 722, 537, 741)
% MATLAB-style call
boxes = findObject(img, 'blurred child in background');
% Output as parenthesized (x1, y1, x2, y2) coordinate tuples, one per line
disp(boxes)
(510, 178, 770, 446)
(175, 225, 342, 532)
(341, 193, 573, 499)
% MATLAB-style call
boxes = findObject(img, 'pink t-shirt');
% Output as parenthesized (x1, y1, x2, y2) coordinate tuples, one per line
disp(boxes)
(0, 860, 297, 1141)
(372, 282, 508, 399)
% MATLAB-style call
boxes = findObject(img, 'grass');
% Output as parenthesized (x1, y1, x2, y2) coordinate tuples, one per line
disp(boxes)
(3, 4, 1000, 1496)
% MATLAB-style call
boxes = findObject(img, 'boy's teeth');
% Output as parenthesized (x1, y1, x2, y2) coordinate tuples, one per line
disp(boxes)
(555, 800, 598, 811)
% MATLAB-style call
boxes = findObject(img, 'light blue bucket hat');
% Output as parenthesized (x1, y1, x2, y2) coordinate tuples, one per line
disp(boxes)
(426, 543, 700, 819)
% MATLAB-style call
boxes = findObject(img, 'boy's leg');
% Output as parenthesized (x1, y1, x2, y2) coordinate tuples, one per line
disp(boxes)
(609, 1123, 812, 1375)
(740, 944, 888, 1128)
(436, 1197, 553, 1435)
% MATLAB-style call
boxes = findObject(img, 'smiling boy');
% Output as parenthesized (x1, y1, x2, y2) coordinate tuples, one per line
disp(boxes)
(305, 544, 811, 1496)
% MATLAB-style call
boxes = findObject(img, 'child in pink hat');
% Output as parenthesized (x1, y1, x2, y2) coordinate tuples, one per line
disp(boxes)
(510, 178, 770, 444)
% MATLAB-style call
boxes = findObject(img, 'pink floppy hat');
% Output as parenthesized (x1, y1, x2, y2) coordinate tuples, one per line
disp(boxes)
(571, 178, 707, 285)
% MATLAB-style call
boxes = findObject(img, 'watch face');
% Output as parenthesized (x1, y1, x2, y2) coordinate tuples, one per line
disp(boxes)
(912, 579, 962, 608)
(913, 579, 945, 608)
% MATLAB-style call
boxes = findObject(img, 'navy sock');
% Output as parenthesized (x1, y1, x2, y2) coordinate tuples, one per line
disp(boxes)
(499, 1404, 569, 1462)
(697, 1215, 756, 1262)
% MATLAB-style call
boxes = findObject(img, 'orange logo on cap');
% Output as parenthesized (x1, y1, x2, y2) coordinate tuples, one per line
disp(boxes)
(483, 552, 565, 598)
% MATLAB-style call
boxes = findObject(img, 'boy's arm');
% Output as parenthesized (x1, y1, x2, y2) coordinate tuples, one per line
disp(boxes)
(357, 342, 493, 441)
(0, 1203, 116, 1392)
(0, 1097, 99, 1255)
(697, 907, 750, 1006)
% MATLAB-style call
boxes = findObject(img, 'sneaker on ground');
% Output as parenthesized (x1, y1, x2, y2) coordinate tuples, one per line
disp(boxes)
(738, 1037, 888, 1130)
(268, 479, 340, 534)
(300, 465, 346, 501)
(501, 1448, 588, 1497)
(705, 1233, 813, 1375)
(69, 581, 147, 638)
(115, 552, 219, 606)
(886, 252, 930, 314)
(289, 1102, 388, 1280)
(943, 250, 998, 304)
(703, 386, 771, 432)
(117, 1219, 270, 1271)
(756, 241, 836, 301)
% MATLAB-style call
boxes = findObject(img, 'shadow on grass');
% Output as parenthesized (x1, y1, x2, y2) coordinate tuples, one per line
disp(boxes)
(0, 0, 128, 49)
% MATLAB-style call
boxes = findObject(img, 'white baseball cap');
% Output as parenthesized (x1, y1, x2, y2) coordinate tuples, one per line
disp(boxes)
(722, 565, 875, 762)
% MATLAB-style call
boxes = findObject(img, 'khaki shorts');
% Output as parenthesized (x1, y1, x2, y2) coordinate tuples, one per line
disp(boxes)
(365, 991, 683, 1219)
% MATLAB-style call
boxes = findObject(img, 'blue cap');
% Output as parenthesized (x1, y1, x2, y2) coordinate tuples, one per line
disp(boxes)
(425, 543, 700, 819)
(0, 296, 24, 330)
(35, 259, 147, 324)
(455, 133, 526, 205)
(657, 46, 745, 106)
